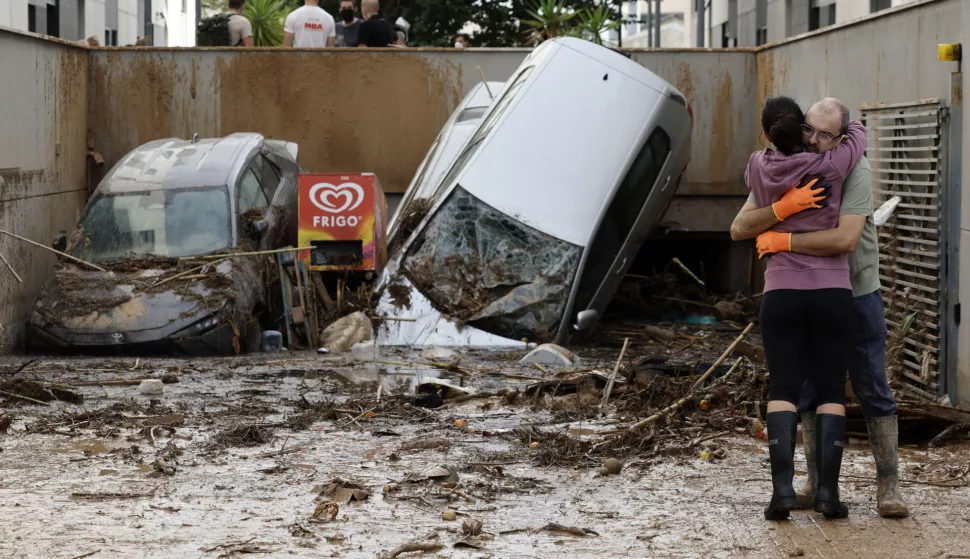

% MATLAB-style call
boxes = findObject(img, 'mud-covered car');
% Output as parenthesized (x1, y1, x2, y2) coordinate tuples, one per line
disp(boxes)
(375, 38, 692, 348)
(27, 133, 301, 356)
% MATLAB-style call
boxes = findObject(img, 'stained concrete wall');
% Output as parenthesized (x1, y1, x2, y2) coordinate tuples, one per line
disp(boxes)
(0, 29, 90, 351)
(86, 48, 757, 201)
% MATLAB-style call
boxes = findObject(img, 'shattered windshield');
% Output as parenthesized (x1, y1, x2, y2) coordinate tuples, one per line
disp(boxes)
(402, 187, 582, 342)
(69, 187, 231, 262)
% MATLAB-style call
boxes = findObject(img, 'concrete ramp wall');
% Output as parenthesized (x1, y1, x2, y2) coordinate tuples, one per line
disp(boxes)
(0, 29, 89, 351)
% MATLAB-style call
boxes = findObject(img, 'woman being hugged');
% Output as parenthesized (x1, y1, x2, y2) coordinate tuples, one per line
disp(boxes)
(745, 96, 867, 520)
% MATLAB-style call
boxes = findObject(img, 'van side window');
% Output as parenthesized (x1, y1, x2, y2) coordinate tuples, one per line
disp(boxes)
(237, 168, 269, 214)
(432, 66, 534, 200)
(571, 127, 672, 314)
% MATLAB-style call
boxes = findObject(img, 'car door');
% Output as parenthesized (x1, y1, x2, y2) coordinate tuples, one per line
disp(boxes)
(261, 148, 300, 247)
(568, 125, 672, 330)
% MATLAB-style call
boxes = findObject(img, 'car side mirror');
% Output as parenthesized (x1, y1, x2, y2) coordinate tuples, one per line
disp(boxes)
(247, 219, 269, 240)
(52, 231, 67, 252)
(573, 309, 599, 332)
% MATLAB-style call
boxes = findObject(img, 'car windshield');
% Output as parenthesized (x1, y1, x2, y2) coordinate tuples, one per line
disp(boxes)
(402, 186, 582, 342)
(69, 187, 231, 262)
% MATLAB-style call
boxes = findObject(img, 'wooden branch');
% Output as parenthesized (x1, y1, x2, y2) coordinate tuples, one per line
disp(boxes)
(180, 246, 313, 261)
(0, 229, 105, 271)
(599, 337, 629, 415)
(0, 251, 23, 283)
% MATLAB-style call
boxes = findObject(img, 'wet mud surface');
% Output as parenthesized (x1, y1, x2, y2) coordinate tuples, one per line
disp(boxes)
(1, 348, 969, 558)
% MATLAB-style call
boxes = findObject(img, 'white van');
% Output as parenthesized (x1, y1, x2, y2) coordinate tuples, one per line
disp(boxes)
(387, 81, 504, 250)
(376, 37, 693, 347)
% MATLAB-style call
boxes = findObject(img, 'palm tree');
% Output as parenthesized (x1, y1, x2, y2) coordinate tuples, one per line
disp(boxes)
(245, 0, 285, 46)
(573, 5, 620, 46)
(521, 0, 578, 45)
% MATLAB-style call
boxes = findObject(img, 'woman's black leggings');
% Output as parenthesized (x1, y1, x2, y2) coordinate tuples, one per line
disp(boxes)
(761, 288, 855, 406)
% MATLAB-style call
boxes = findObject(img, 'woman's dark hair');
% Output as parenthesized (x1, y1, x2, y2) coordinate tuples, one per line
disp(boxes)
(762, 96, 805, 156)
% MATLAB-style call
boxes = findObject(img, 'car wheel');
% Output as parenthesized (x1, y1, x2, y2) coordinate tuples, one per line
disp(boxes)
(245, 319, 263, 353)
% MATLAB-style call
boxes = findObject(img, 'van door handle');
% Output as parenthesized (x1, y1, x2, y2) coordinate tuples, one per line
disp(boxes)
(616, 257, 627, 274)
(661, 175, 672, 191)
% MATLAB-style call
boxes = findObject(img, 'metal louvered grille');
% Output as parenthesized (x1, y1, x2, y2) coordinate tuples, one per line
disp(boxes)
(860, 100, 945, 399)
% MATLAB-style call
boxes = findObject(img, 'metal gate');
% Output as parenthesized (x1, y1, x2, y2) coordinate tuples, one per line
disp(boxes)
(860, 100, 947, 400)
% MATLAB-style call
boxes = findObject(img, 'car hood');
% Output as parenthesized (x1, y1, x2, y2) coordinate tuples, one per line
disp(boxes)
(32, 259, 235, 334)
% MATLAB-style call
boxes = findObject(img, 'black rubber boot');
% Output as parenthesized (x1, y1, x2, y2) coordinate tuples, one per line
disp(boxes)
(764, 411, 799, 520)
(815, 413, 849, 519)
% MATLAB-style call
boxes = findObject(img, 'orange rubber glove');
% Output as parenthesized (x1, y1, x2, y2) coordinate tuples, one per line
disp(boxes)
(757, 231, 792, 259)
(771, 176, 831, 221)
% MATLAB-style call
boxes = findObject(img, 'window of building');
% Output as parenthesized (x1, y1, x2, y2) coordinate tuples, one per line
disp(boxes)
(755, 0, 767, 45)
(183, 0, 187, 13)
(871, 0, 892, 12)
(28, 5, 37, 33)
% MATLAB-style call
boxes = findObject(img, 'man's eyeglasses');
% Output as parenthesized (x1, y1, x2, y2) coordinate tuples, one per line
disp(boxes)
(802, 123, 841, 142)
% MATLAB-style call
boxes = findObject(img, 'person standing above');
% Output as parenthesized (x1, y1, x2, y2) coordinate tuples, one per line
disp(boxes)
(335, 0, 363, 47)
(283, 0, 336, 48)
(228, 0, 254, 47)
(454, 33, 471, 48)
(357, 0, 393, 48)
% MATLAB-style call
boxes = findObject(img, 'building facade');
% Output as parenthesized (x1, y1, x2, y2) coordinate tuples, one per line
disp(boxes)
(686, 0, 917, 47)
(0, 0, 197, 46)
(603, 0, 691, 48)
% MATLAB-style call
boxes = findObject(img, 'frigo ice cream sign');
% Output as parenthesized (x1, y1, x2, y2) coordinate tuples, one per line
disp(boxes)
(298, 173, 387, 275)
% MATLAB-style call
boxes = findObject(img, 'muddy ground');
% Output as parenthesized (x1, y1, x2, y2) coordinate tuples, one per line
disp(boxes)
(1, 334, 969, 559)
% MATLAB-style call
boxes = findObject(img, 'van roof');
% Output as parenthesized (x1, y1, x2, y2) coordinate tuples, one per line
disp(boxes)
(457, 39, 685, 247)
(99, 133, 263, 194)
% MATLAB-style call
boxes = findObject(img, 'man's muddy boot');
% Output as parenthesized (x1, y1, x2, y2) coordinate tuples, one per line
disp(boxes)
(795, 411, 817, 509)
(764, 411, 799, 520)
(814, 413, 849, 519)
(868, 416, 910, 518)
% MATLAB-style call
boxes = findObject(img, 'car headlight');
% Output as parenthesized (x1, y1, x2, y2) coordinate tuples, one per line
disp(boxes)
(173, 316, 220, 339)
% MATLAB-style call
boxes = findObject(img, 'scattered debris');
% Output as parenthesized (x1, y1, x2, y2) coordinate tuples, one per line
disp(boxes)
(311, 500, 339, 522)
(138, 379, 164, 396)
(520, 344, 577, 366)
(441, 510, 458, 521)
(539, 523, 599, 537)
(400, 438, 451, 452)
(461, 518, 483, 536)
(0, 379, 83, 405)
(213, 424, 273, 448)
(421, 347, 458, 362)
(929, 423, 970, 448)
(315, 478, 370, 503)
(320, 311, 373, 351)
(602, 458, 622, 475)
(380, 539, 443, 559)
(408, 464, 459, 483)
(351, 340, 380, 361)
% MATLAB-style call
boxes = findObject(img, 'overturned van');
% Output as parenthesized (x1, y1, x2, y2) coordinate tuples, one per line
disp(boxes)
(375, 38, 693, 348)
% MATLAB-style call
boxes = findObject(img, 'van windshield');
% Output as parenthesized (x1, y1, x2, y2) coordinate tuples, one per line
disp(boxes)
(402, 187, 581, 341)
(69, 187, 231, 262)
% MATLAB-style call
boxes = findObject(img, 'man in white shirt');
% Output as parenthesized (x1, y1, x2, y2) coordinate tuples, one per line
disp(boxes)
(283, 0, 336, 48)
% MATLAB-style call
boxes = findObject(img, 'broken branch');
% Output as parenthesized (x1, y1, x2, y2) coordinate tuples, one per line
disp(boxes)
(623, 354, 747, 433)
(599, 337, 630, 415)
(381, 541, 444, 558)
(151, 257, 230, 289)
(180, 246, 313, 261)
(671, 257, 705, 287)
(0, 229, 106, 272)
(0, 390, 49, 406)
(0, 251, 23, 283)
